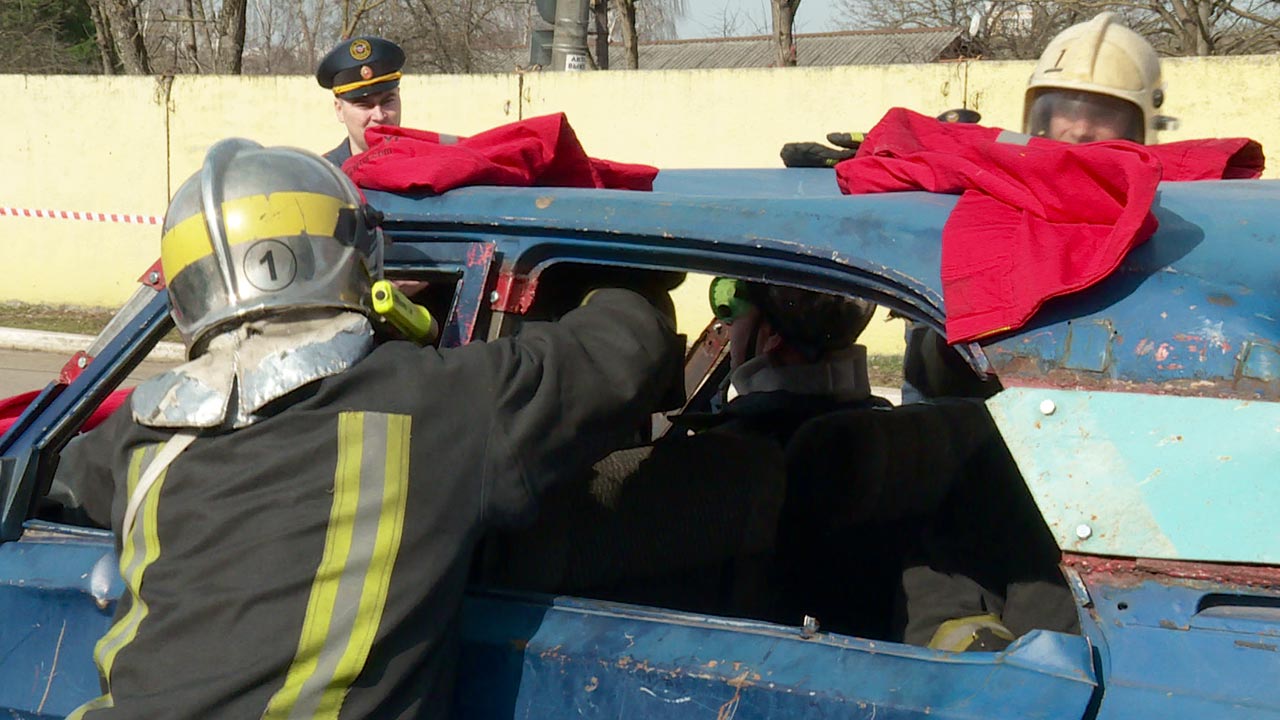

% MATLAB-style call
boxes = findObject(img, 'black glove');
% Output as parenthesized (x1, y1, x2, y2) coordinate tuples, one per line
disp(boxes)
(780, 130, 866, 168)
(780, 111, 979, 169)
(825, 132, 865, 149)
(780, 140, 857, 168)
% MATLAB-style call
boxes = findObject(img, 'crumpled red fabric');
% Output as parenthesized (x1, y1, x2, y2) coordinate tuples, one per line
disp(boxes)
(836, 107, 1263, 343)
(0, 387, 131, 439)
(1150, 137, 1264, 180)
(343, 112, 658, 193)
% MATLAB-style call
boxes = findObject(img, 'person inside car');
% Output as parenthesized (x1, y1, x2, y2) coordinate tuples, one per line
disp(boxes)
(710, 284, 1071, 650)
(49, 138, 680, 719)
(476, 280, 887, 620)
(704, 279, 887, 439)
(701, 281, 894, 619)
(316, 35, 406, 167)
(886, 12, 1159, 651)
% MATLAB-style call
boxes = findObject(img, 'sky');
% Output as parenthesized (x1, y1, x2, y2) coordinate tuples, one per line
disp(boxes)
(674, 0, 844, 39)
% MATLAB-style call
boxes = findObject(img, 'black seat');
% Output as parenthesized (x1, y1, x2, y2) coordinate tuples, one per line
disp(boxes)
(781, 398, 1078, 645)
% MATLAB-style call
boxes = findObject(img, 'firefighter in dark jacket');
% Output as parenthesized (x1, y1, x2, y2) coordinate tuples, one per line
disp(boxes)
(702, 278, 886, 440)
(317, 35, 406, 167)
(52, 138, 680, 719)
(478, 280, 887, 620)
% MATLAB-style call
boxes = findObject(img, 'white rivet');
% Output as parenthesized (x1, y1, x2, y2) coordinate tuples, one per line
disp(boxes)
(148, 271, 160, 284)
(77, 356, 88, 368)
(1076, 524, 1093, 540)
(488, 290, 500, 303)
(1039, 399, 1056, 415)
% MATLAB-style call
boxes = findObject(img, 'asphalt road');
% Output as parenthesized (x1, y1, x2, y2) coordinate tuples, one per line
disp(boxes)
(0, 349, 178, 398)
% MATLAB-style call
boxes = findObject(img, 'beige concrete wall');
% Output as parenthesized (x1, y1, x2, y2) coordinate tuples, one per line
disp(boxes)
(0, 76, 169, 306)
(523, 63, 967, 168)
(3, 55, 1277, 353)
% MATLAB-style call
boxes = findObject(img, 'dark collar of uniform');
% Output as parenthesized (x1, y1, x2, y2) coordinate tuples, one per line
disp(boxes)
(669, 390, 892, 436)
(323, 138, 354, 167)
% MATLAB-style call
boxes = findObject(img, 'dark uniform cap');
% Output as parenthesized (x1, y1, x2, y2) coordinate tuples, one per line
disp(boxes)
(316, 36, 406, 100)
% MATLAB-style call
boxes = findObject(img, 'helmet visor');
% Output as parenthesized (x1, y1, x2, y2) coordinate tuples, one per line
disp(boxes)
(709, 276, 753, 323)
(1028, 89, 1144, 143)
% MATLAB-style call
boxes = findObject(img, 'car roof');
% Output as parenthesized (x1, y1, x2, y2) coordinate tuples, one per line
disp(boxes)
(369, 170, 1280, 401)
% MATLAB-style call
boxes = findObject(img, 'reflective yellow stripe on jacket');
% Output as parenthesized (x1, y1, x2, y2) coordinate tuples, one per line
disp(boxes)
(67, 444, 169, 719)
(264, 411, 411, 720)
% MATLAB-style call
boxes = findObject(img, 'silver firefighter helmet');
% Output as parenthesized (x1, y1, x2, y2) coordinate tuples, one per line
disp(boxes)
(1024, 12, 1171, 144)
(161, 138, 383, 357)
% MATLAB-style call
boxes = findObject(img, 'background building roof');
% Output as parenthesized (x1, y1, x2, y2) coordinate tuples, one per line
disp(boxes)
(486, 27, 967, 72)
(631, 27, 965, 69)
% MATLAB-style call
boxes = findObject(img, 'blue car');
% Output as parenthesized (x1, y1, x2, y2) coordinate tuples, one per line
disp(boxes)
(1, 169, 1277, 719)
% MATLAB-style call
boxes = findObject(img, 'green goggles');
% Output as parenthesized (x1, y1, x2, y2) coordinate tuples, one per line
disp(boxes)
(709, 276, 754, 323)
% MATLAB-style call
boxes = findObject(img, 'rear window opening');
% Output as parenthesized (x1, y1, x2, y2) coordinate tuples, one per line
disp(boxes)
(472, 274, 1079, 652)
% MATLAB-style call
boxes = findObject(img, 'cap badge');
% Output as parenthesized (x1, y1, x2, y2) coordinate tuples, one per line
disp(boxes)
(349, 40, 372, 60)
(360, 65, 374, 80)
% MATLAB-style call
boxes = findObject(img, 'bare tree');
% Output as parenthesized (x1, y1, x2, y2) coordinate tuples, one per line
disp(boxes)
(0, 0, 101, 73)
(214, 0, 248, 71)
(353, 0, 528, 74)
(699, 1, 770, 37)
(294, 0, 326, 64)
(177, 0, 201, 70)
(614, 0, 641, 66)
(635, 0, 683, 37)
(837, 1, 1085, 58)
(591, 0, 609, 67)
(94, 0, 153, 72)
(839, 0, 1280, 58)
(608, 0, 685, 69)
(1088, 0, 1280, 55)
(125, 0, 314, 74)
(772, 0, 800, 64)
(341, 0, 387, 37)
(87, 1, 120, 73)
(56, 0, 702, 76)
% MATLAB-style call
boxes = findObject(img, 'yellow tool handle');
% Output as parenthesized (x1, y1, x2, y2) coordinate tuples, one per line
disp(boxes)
(371, 280, 439, 345)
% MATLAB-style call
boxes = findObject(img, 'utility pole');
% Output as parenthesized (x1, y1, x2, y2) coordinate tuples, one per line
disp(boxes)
(550, 0, 591, 70)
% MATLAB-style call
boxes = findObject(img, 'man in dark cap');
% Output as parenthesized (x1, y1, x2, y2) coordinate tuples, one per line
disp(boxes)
(316, 36, 406, 166)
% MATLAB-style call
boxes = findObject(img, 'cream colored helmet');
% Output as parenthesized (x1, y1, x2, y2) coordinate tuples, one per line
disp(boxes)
(1024, 12, 1174, 144)
(161, 138, 383, 356)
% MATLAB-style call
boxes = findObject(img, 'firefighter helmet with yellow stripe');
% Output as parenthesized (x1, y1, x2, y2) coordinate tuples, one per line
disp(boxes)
(1024, 12, 1169, 144)
(161, 138, 383, 356)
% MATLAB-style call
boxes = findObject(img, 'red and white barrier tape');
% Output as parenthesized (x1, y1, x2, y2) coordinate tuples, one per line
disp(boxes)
(0, 206, 160, 225)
